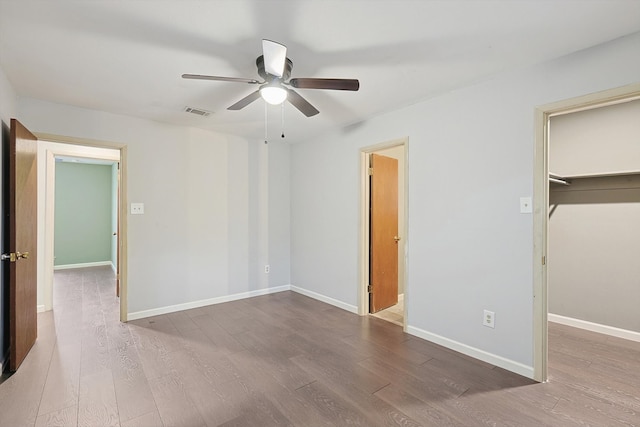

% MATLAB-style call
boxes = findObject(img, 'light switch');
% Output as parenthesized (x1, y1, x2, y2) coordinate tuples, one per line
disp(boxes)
(520, 197, 532, 214)
(131, 203, 144, 215)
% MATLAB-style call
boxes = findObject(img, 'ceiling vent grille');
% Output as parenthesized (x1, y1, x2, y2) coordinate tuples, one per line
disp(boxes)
(184, 106, 212, 117)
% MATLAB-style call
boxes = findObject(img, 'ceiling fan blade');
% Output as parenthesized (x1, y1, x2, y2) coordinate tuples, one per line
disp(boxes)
(286, 89, 319, 117)
(182, 74, 260, 84)
(228, 90, 262, 110)
(289, 78, 359, 91)
(262, 39, 287, 77)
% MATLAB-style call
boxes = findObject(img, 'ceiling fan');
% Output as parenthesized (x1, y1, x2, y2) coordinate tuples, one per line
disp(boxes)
(182, 39, 359, 117)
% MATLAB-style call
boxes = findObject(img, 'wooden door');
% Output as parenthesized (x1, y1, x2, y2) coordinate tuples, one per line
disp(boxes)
(5, 119, 38, 371)
(369, 153, 399, 313)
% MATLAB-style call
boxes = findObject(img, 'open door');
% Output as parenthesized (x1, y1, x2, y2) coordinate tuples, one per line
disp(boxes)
(369, 153, 399, 313)
(3, 119, 38, 371)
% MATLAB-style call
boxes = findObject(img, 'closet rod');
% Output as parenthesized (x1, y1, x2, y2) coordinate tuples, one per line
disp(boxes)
(549, 176, 570, 186)
(549, 173, 570, 185)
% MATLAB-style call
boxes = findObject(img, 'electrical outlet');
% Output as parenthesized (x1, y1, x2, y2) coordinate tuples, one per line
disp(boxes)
(483, 310, 495, 328)
(130, 203, 144, 215)
(264, 265, 270, 274)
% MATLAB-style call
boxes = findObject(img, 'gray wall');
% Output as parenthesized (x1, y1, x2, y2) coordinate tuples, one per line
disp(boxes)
(54, 162, 113, 266)
(18, 100, 291, 316)
(549, 177, 640, 332)
(290, 32, 640, 371)
(549, 99, 640, 332)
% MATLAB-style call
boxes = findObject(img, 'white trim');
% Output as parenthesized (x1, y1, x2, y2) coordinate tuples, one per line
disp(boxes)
(290, 286, 358, 314)
(127, 285, 291, 321)
(549, 314, 640, 343)
(37, 304, 46, 313)
(111, 262, 117, 274)
(407, 325, 534, 379)
(54, 261, 113, 270)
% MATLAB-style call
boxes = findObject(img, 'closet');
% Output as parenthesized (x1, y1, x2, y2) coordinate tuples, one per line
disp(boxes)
(547, 98, 640, 337)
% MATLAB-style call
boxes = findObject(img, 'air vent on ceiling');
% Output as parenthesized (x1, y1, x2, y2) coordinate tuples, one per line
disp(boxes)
(184, 106, 212, 117)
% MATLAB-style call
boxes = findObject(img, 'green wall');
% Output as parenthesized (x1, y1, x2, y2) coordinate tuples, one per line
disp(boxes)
(54, 162, 113, 266)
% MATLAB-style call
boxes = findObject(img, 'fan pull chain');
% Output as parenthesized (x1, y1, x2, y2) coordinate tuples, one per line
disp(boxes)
(281, 102, 285, 139)
(264, 102, 268, 144)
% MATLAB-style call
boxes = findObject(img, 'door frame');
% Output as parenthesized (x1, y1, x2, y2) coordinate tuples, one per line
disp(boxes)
(359, 138, 408, 329)
(532, 82, 640, 382)
(37, 134, 129, 322)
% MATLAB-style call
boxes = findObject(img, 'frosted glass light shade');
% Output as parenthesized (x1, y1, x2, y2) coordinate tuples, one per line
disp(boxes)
(260, 86, 288, 105)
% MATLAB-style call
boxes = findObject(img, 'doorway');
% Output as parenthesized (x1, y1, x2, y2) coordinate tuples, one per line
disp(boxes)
(532, 83, 640, 382)
(359, 139, 408, 329)
(38, 138, 128, 322)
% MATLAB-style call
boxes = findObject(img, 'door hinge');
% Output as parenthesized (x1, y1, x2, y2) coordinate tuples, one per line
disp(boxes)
(367, 285, 372, 293)
(368, 167, 373, 176)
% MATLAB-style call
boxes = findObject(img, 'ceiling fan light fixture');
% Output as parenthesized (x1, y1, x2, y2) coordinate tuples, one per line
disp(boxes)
(260, 85, 288, 105)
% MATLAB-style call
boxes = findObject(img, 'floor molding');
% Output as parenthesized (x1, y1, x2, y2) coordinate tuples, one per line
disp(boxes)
(290, 286, 358, 314)
(127, 285, 291, 321)
(549, 313, 640, 343)
(54, 261, 113, 270)
(407, 325, 534, 379)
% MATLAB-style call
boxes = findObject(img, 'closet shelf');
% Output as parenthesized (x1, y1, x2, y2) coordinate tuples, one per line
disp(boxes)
(549, 170, 640, 185)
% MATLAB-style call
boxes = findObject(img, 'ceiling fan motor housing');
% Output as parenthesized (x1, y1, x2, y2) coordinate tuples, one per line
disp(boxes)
(256, 55, 293, 81)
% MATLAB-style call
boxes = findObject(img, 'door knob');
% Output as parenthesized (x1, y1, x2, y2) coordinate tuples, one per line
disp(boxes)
(1, 251, 29, 262)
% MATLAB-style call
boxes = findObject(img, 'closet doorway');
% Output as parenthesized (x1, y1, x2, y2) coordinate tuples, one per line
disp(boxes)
(359, 139, 408, 329)
(532, 83, 640, 382)
(547, 99, 640, 340)
(39, 138, 127, 322)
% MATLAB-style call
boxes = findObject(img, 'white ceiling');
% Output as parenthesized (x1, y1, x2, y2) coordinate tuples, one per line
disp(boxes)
(1, 0, 639, 143)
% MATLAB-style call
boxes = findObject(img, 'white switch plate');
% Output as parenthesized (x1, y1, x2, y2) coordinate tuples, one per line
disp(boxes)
(519, 197, 532, 214)
(131, 203, 144, 215)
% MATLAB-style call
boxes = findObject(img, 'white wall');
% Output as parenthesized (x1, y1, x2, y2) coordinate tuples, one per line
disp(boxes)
(17, 98, 291, 317)
(0, 65, 18, 369)
(550, 99, 640, 176)
(290, 31, 640, 376)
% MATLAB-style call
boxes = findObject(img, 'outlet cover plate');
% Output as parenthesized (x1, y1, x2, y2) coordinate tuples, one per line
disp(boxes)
(131, 203, 144, 215)
(483, 310, 495, 328)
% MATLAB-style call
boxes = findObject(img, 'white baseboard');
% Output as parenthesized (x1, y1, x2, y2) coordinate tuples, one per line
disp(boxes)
(37, 304, 46, 313)
(111, 262, 117, 274)
(290, 286, 358, 314)
(549, 313, 640, 343)
(127, 285, 291, 321)
(406, 325, 534, 379)
(54, 261, 113, 270)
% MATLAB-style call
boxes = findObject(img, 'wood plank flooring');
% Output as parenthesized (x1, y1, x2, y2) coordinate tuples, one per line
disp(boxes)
(1, 266, 639, 426)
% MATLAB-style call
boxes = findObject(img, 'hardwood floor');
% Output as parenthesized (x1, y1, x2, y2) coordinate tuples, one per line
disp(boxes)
(1, 266, 639, 426)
